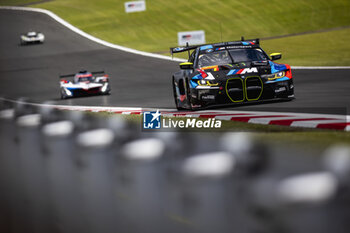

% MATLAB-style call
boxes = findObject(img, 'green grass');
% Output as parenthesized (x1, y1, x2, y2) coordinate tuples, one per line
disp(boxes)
(262, 28, 350, 66)
(2, 0, 350, 65)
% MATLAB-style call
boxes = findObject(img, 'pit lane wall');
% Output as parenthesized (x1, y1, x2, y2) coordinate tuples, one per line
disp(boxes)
(1, 98, 350, 233)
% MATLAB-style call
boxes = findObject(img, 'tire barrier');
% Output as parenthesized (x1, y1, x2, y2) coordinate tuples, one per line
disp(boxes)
(1, 98, 350, 233)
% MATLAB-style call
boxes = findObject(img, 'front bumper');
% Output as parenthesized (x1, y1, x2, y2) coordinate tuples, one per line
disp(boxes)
(190, 77, 294, 109)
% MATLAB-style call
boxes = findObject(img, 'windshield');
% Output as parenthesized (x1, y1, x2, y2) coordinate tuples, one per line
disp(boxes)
(74, 75, 94, 83)
(78, 77, 93, 82)
(197, 48, 268, 68)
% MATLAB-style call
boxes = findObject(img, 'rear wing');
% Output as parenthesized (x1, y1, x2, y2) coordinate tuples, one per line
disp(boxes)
(59, 71, 106, 79)
(170, 38, 260, 57)
(21, 32, 42, 36)
(170, 44, 199, 55)
(59, 74, 75, 79)
(91, 71, 105, 75)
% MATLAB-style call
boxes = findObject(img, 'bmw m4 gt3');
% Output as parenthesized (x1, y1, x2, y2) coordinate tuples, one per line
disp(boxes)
(170, 38, 294, 110)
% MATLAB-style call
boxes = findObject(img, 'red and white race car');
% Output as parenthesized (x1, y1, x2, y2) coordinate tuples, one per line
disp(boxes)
(59, 70, 111, 99)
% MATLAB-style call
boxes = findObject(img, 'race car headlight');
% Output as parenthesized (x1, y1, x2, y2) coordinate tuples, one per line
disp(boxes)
(197, 80, 219, 86)
(275, 71, 285, 78)
(262, 71, 285, 81)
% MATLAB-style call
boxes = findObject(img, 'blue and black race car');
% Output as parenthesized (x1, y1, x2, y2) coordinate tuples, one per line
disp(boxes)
(170, 38, 294, 110)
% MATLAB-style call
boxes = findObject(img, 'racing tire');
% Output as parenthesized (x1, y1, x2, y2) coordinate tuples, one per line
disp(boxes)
(172, 77, 183, 110)
(185, 79, 193, 111)
(102, 92, 111, 96)
(60, 89, 68, 99)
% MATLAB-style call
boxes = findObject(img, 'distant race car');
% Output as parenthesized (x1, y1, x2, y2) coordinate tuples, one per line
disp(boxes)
(20, 31, 45, 45)
(170, 38, 294, 110)
(59, 70, 111, 99)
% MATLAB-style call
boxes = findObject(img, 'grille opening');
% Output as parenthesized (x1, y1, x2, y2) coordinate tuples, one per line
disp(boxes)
(246, 77, 262, 100)
(226, 79, 244, 102)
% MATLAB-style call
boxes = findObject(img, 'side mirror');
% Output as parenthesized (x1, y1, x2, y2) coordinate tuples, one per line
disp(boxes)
(270, 53, 282, 61)
(179, 62, 193, 70)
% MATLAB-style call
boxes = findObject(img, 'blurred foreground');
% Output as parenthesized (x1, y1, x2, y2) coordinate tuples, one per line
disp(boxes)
(1, 99, 350, 233)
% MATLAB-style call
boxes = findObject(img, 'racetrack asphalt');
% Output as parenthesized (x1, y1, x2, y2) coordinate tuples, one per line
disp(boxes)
(1, 9, 349, 115)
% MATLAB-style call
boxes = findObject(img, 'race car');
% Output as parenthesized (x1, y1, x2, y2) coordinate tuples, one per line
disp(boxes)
(170, 38, 294, 110)
(20, 31, 45, 45)
(59, 70, 111, 99)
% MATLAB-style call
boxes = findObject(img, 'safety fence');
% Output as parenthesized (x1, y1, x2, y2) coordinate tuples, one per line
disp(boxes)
(0, 99, 350, 233)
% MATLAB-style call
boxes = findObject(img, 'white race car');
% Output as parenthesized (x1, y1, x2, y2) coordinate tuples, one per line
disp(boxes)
(60, 70, 111, 99)
(20, 31, 45, 45)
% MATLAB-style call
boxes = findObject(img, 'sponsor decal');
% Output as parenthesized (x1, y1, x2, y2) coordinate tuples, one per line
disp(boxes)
(225, 45, 253, 49)
(202, 95, 215, 100)
(179, 94, 186, 102)
(227, 67, 258, 76)
(143, 110, 222, 129)
(215, 47, 225, 51)
(178, 30, 205, 46)
(275, 87, 286, 93)
(200, 45, 213, 50)
(174, 47, 184, 52)
(241, 67, 258, 74)
(124, 1, 146, 13)
(242, 41, 255, 45)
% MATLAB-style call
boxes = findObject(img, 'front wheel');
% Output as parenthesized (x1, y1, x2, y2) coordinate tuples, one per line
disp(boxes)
(173, 77, 183, 110)
(184, 78, 193, 110)
(60, 88, 68, 99)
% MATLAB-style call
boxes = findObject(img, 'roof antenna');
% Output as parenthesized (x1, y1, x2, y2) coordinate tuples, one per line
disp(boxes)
(241, 36, 245, 41)
(186, 42, 190, 59)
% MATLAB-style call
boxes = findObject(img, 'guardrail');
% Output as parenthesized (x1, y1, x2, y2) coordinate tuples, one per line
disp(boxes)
(0, 98, 349, 233)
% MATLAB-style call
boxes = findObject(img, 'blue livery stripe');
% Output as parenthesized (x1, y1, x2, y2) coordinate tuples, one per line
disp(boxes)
(190, 80, 198, 88)
(269, 61, 287, 73)
(227, 69, 238, 75)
